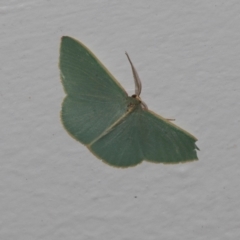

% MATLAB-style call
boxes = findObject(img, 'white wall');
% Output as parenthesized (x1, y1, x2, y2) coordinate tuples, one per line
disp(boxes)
(1, 0, 239, 239)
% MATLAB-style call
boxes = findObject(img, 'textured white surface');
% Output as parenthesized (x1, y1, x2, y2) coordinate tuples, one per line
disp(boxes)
(1, 0, 240, 239)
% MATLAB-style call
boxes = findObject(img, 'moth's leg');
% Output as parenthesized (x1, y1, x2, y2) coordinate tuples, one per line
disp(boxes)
(140, 100, 148, 110)
(166, 118, 175, 121)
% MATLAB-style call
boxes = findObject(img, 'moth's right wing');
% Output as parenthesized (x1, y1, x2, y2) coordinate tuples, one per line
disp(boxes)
(60, 36, 128, 144)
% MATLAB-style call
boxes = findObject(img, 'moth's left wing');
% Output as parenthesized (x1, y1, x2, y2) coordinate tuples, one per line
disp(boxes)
(89, 106, 198, 167)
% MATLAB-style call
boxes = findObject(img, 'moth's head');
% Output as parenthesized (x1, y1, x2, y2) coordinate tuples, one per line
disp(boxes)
(131, 94, 142, 103)
(127, 95, 142, 112)
(131, 94, 148, 110)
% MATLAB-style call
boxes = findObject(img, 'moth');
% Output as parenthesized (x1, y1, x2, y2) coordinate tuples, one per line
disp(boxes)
(59, 36, 198, 167)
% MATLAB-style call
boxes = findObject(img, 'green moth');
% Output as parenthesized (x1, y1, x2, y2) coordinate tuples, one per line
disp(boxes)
(59, 36, 198, 167)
